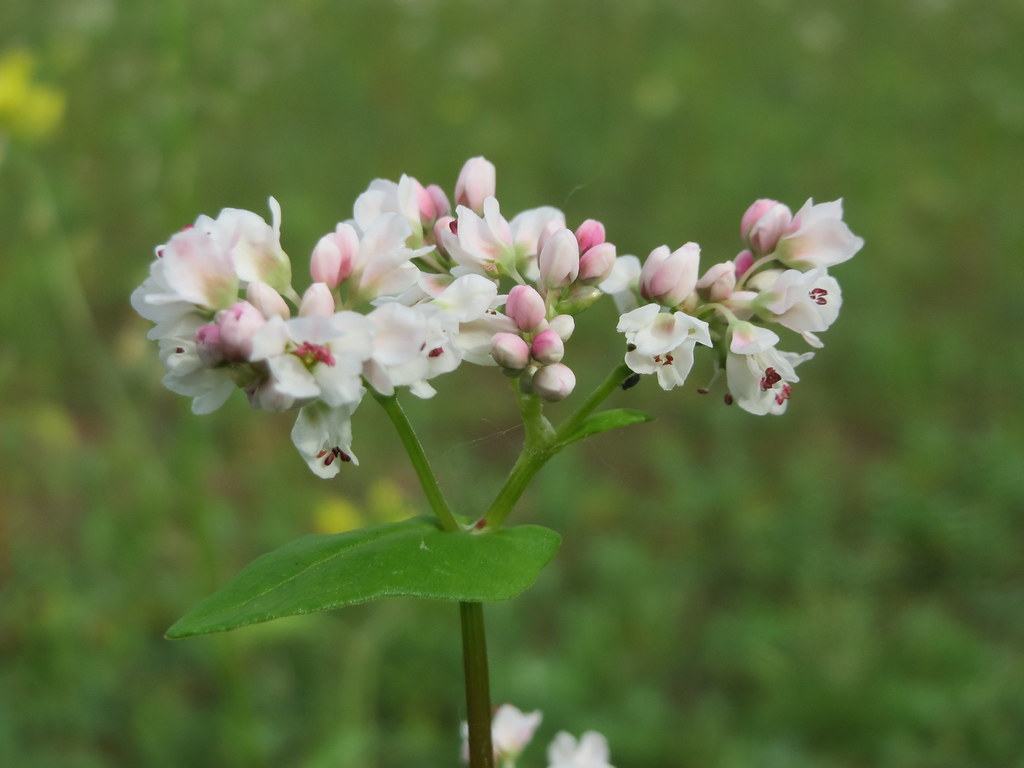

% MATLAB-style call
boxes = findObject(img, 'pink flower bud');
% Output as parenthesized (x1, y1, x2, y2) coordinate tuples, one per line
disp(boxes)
(734, 249, 755, 279)
(577, 241, 617, 284)
(574, 219, 606, 254)
(505, 285, 546, 331)
(433, 216, 455, 256)
(740, 199, 792, 255)
(537, 229, 580, 290)
(530, 328, 564, 365)
(491, 332, 531, 371)
(454, 156, 496, 214)
(195, 324, 224, 366)
(696, 260, 737, 302)
(299, 282, 336, 317)
(310, 223, 359, 288)
(533, 362, 576, 402)
(639, 242, 700, 307)
(218, 301, 266, 361)
(422, 184, 451, 222)
(246, 281, 291, 319)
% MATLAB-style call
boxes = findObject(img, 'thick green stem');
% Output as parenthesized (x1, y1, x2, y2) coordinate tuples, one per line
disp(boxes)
(460, 602, 495, 768)
(372, 390, 460, 532)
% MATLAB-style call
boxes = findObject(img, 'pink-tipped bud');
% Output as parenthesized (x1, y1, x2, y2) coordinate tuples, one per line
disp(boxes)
(299, 282, 336, 318)
(734, 249, 755, 279)
(505, 285, 547, 331)
(533, 362, 576, 402)
(454, 156, 496, 214)
(421, 183, 451, 222)
(577, 241, 617, 284)
(491, 332, 531, 371)
(433, 215, 455, 256)
(538, 229, 580, 290)
(310, 223, 359, 288)
(195, 324, 224, 366)
(574, 219, 606, 254)
(246, 281, 291, 319)
(696, 260, 737, 302)
(639, 242, 700, 307)
(740, 199, 792, 255)
(530, 328, 564, 365)
(218, 301, 266, 361)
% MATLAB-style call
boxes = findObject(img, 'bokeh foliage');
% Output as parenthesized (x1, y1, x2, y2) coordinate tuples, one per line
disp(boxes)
(2, 0, 1022, 766)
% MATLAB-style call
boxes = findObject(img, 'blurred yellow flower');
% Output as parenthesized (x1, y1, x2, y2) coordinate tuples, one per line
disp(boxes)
(311, 479, 411, 534)
(0, 48, 65, 142)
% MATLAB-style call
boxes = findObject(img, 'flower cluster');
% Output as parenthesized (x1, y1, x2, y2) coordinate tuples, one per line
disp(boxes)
(603, 197, 863, 414)
(131, 157, 863, 477)
(460, 704, 614, 768)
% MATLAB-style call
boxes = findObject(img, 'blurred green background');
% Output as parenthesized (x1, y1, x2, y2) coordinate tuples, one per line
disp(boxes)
(2, 0, 1023, 766)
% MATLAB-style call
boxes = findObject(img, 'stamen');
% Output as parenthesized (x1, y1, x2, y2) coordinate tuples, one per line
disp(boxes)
(809, 287, 828, 305)
(428, 346, 444, 358)
(449, 220, 459, 235)
(292, 341, 336, 368)
(775, 385, 793, 405)
(724, 393, 734, 405)
(760, 367, 782, 390)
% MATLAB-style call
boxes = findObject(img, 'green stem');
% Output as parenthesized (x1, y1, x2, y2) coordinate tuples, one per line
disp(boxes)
(483, 362, 634, 529)
(460, 602, 495, 768)
(372, 390, 460, 532)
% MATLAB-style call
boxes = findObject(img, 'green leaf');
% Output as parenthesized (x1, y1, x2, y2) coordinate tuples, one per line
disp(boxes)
(167, 518, 560, 638)
(558, 408, 654, 447)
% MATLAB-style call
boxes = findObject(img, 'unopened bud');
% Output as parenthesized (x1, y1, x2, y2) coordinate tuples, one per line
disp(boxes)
(195, 324, 224, 366)
(741, 199, 792, 255)
(299, 282, 336, 317)
(505, 285, 546, 331)
(696, 260, 737, 302)
(547, 314, 575, 342)
(491, 332, 531, 371)
(734, 249, 755, 279)
(218, 301, 266, 361)
(421, 184, 451, 222)
(454, 156, 496, 214)
(639, 242, 700, 307)
(530, 329, 564, 365)
(533, 362, 576, 402)
(310, 223, 359, 288)
(577, 241, 617, 284)
(538, 229, 580, 290)
(247, 281, 291, 319)
(574, 219, 606, 254)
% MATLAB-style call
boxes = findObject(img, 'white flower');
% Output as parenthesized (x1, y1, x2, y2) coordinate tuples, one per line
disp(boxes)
(773, 198, 864, 271)
(725, 322, 813, 415)
(131, 226, 239, 334)
(155, 314, 235, 414)
(353, 174, 424, 237)
(350, 212, 431, 301)
(546, 731, 615, 768)
(757, 268, 842, 347)
(249, 312, 373, 408)
(196, 197, 294, 296)
(290, 401, 359, 478)
(598, 254, 642, 314)
(460, 704, 542, 765)
(617, 303, 712, 390)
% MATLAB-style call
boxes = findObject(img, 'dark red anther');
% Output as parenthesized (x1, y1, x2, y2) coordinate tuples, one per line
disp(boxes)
(175, 347, 185, 354)
(724, 393, 734, 405)
(760, 367, 782, 391)
(428, 346, 444, 358)
(334, 447, 352, 463)
(474, 519, 487, 530)
(449, 220, 459, 235)
(323, 452, 335, 466)
(774, 385, 793, 405)
(316, 449, 328, 459)
(697, 388, 709, 395)
(809, 288, 828, 306)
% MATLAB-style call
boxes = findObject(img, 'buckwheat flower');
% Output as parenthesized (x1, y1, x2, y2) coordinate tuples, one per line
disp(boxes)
(537, 228, 581, 291)
(310, 223, 359, 289)
(598, 254, 642, 313)
(756, 268, 842, 347)
(347, 212, 429, 302)
(506, 285, 547, 332)
(696, 260, 737, 302)
(249, 313, 373, 408)
(131, 226, 239, 334)
(530, 329, 564, 365)
(247, 281, 291, 319)
(726, 322, 813, 415)
(773, 198, 864, 271)
(546, 731, 615, 768)
(291, 400, 359, 479)
(157, 316, 235, 414)
(617, 303, 712, 390)
(533, 362, 576, 401)
(460, 703, 542, 765)
(639, 242, 700, 308)
(197, 198, 293, 296)
(353, 174, 425, 238)
(216, 300, 266, 361)
(576, 242, 617, 285)
(298, 282, 336, 318)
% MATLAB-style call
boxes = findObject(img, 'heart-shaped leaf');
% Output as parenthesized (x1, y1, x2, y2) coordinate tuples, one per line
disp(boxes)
(167, 518, 560, 638)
